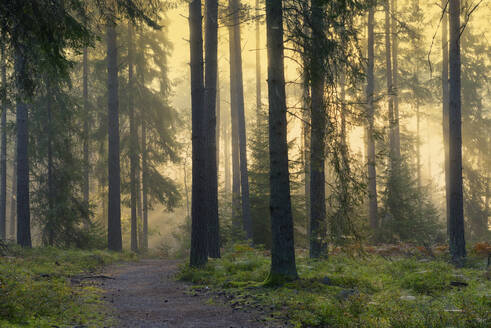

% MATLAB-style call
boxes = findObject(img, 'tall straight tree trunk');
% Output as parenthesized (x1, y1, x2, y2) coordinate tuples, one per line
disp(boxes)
(189, 0, 208, 267)
(441, 0, 450, 233)
(366, 6, 378, 231)
(391, 0, 400, 158)
(216, 73, 220, 171)
(46, 82, 54, 246)
(9, 146, 17, 240)
(302, 8, 311, 239)
(384, 0, 396, 163)
(309, 0, 326, 259)
(302, 84, 310, 241)
(136, 158, 143, 248)
(106, 20, 122, 251)
(141, 115, 148, 250)
(265, 0, 297, 281)
(340, 72, 347, 149)
(0, 43, 6, 240)
(255, 0, 262, 127)
(128, 22, 138, 252)
(426, 118, 431, 183)
(136, 38, 145, 250)
(229, 0, 252, 240)
(416, 100, 421, 191)
(224, 118, 231, 196)
(448, 0, 465, 265)
(229, 17, 241, 230)
(83, 46, 90, 225)
(205, 0, 220, 258)
(15, 46, 31, 248)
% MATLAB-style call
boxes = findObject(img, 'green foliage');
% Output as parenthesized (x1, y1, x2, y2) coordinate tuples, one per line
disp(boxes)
(248, 108, 307, 248)
(0, 246, 136, 327)
(29, 78, 91, 248)
(379, 157, 445, 244)
(460, 26, 491, 244)
(179, 246, 491, 327)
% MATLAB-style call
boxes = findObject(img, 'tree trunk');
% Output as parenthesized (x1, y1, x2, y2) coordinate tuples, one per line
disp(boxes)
(384, 0, 396, 163)
(302, 8, 311, 241)
(205, 0, 220, 258)
(255, 0, 262, 128)
(266, 0, 297, 281)
(128, 22, 138, 252)
(229, 0, 252, 240)
(189, 0, 208, 267)
(141, 115, 148, 250)
(229, 15, 241, 230)
(224, 115, 231, 196)
(366, 6, 378, 230)
(0, 43, 6, 240)
(46, 81, 54, 246)
(106, 20, 122, 252)
(441, 0, 450, 234)
(15, 46, 31, 248)
(416, 100, 421, 191)
(448, 0, 466, 265)
(391, 0, 401, 158)
(136, 125, 143, 249)
(216, 72, 220, 174)
(9, 146, 16, 240)
(83, 46, 90, 226)
(309, 0, 326, 259)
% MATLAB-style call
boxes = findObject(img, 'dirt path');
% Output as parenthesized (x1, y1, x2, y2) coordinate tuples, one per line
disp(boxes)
(102, 259, 284, 328)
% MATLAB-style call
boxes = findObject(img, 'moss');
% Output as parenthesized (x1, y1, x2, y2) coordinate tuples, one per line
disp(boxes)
(178, 245, 491, 327)
(0, 246, 134, 327)
(263, 271, 298, 287)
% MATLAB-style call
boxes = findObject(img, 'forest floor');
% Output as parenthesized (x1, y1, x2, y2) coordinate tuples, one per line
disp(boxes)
(1, 244, 489, 327)
(179, 244, 491, 328)
(102, 259, 287, 327)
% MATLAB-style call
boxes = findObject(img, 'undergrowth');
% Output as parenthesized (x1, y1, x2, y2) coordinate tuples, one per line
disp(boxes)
(178, 244, 491, 328)
(0, 245, 137, 328)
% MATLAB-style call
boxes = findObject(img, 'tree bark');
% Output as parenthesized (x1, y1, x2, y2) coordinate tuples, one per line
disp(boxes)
(216, 72, 220, 174)
(384, 0, 396, 163)
(189, 0, 208, 267)
(229, 14, 241, 230)
(448, 0, 466, 265)
(106, 20, 122, 252)
(309, 0, 326, 259)
(255, 0, 262, 128)
(9, 146, 16, 240)
(205, 0, 220, 258)
(366, 6, 378, 230)
(15, 46, 31, 248)
(391, 0, 401, 158)
(416, 98, 421, 191)
(0, 43, 6, 240)
(141, 113, 148, 250)
(46, 81, 54, 246)
(229, 0, 252, 240)
(266, 0, 297, 281)
(224, 114, 231, 196)
(128, 22, 138, 252)
(301, 7, 311, 241)
(83, 46, 90, 225)
(441, 0, 450, 234)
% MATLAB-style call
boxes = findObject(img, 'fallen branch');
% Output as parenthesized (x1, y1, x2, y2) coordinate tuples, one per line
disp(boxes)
(71, 274, 115, 281)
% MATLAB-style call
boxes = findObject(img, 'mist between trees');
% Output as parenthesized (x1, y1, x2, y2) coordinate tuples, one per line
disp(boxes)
(0, 0, 489, 273)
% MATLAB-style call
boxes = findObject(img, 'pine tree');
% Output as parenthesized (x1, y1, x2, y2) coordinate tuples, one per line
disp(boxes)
(189, 0, 208, 267)
(106, 17, 122, 252)
(265, 0, 297, 283)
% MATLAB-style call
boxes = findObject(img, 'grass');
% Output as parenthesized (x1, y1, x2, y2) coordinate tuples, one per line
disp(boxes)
(0, 244, 137, 328)
(178, 244, 491, 328)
